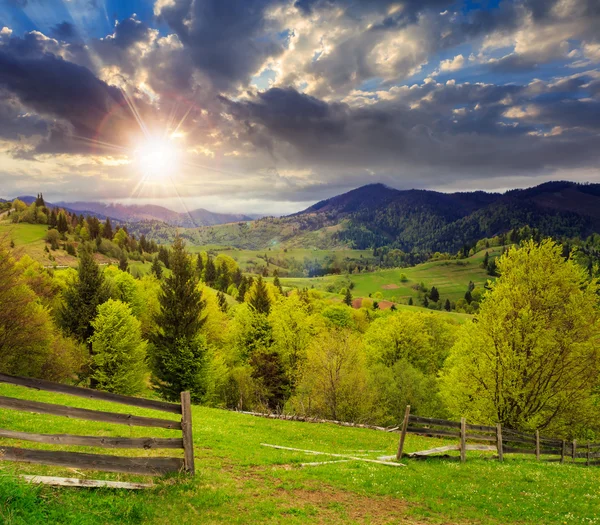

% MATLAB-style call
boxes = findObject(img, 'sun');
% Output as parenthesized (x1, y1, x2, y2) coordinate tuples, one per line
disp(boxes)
(134, 137, 182, 181)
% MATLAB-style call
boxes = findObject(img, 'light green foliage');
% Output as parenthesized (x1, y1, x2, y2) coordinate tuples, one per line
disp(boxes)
(89, 300, 147, 395)
(291, 328, 372, 422)
(104, 266, 144, 317)
(440, 239, 600, 434)
(321, 304, 355, 329)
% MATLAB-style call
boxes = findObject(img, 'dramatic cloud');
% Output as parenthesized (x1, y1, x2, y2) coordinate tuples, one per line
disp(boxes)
(0, 0, 599, 210)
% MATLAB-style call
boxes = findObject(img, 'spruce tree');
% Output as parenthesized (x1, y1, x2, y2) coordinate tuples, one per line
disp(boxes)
(57, 212, 69, 234)
(482, 251, 489, 269)
(343, 287, 353, 306)
(118, 251, 129, 272)
(149, 236, 208, 402)
(429, 286, 440, 302)
(58, 244, 110, 347)
(408, 297, 413, 306)
(204, 256, 216, 286)
(273, 270, 283, 294)
(103, 218, 113, 240)
(217, 291, 228, 313)
(465, 290, 473, 304)
(151, 256, 163, 279)
(196, 252, 204, 277)
(444, 298, 451, 311)
(248, 276, 271, 315)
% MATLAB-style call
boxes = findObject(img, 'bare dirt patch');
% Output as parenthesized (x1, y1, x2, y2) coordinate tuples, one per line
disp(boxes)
(381, 284, 399, 290)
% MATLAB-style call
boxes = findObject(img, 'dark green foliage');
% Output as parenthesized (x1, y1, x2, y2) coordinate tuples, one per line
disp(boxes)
(482, 251, 489, 269)
(429, 286, 439, 302)
(35, 193, 45, 207)
(487, 258, 498, 276)
(103, 218, 113, 240)
(272, 270, 283, 294)
(343, 287, 353, 306)
(196, 252, 204, 276)
(237, 276, 251, 301)
(408, 297, 413, 306)
(66, 243, 76, 256)
(444, 298, 451, 311)
(118, 252, 129, 272)
(57, 245, 110, 345)
(217, 291, 228, 313)
(248, 276, 271, 315)
(373, 300, 379, 310)
(204, 256, 216, 286)
(422, 296, 429, 308)
(250, 350, 291, 411)
(149, 236, 207, 402)
(57, 212, 69, 234)
(216, 261, 230, 292)
(151, 256, 163, 279)
(158, 245, 170, 269)
(464, 290, 473, 304)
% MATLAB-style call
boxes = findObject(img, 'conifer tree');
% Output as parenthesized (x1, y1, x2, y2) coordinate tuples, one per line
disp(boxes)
(482, 251, 489, 269)
(464, 290, 473, 304)
(343, 287, 353, 306)
(151, 256, 163, 279)
(217, 291, 228, 313)
(429, 286, 440, 302)
(103, 218, 113, 239)
(444, 298, 451, 311)
(423, 296, 429, 308)
(204, 255, 216, 286)
(248, 275, 271, 315)
(57, 212, 69, 234)
(408, 297, 413, 306)
(149, 236, 208, 402)
(196, 252, 204, 277)
(58, 244, 110, 349)
(273, 270, 283, 294)
(49, 208, 57, 228)
(237, 276, 250, 301)
(118, 251, 129, 272)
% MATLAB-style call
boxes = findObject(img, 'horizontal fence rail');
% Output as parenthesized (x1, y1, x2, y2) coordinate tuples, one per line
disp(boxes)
(396, 405, 600, 465)
(0, 374, 195, 485)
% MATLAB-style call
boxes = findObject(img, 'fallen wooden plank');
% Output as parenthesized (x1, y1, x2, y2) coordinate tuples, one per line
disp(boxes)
(260, 443, 405, 467)
(0, 374, 181, 414)
(0, 446, 183, 476)
(300, 460, 354, 467)
(465, 444, 497, 452)
(0, 396, 181, 430)
(406, 445, 460, 457)
(408, 415, 461, 428)
(21, 475, 153, 490)
(0, 428, 183, 449)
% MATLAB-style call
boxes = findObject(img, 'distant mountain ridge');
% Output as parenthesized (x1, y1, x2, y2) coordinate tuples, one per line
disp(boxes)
(13, 197, 255, 227)
(137, 180, 600, 252)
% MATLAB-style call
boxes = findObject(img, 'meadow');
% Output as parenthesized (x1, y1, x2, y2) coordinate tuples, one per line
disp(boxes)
(1, 382, 598, 525)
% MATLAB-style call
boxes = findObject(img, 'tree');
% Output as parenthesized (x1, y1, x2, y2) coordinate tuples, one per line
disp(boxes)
(440, 239, 600, 434)
(343, 287, 353, 306)
(149, 236, 208, 402)
(482, 251, 489, 269)
(57, 245, 110, 347)
(487, 258, 498, 276)
(422, 295, 429, 308)
(35, 193, 45, 207)
(89, 300, 147, 395)
(196, 253, 204, 276)
(151, 256, 163, 279)
(408, 297, 413, 306)
(464, 290, 472, 304)
(217, 291, 228, 313)
(273, 270, 283, 294)
(118, 251, 129, 272)
(103, 218, 113, 240)
(248, 276, 271, 315)
(429, 286, 440, 302)
(444, 298, 451, 311)
(57, 212, 69, 234)
(204, 256, 216, 286)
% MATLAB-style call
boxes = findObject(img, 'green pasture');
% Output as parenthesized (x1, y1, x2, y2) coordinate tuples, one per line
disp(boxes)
(281, 247, 504, 304)
(0, 382, 598, 524)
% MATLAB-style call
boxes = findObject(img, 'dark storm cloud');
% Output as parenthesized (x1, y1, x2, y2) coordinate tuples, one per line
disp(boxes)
(156, 0, 286, 92)
(0, 36, 145, 155)
(224, 76, 600, 174)
(50, 21, 78, 41)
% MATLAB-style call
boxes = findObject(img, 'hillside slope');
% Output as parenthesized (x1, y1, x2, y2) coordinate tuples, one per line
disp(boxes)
(134, 181, 600, 252)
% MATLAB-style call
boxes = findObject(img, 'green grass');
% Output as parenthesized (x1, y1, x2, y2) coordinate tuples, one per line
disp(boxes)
(1, 382, 599, 524)
(281, 247, 504, 304)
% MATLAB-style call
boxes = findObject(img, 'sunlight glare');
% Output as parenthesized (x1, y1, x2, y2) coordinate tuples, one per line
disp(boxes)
(134, 138, 182, 181)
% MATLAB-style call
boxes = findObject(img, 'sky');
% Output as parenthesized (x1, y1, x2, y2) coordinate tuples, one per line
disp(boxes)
(0, 0, 599, 215)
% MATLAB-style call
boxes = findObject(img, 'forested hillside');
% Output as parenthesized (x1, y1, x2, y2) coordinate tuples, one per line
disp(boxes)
(126, 181, 600, 253)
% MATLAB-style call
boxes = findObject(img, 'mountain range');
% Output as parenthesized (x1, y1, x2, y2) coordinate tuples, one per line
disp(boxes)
(14, 197, 255, 227)
(140, 180, 600, 252)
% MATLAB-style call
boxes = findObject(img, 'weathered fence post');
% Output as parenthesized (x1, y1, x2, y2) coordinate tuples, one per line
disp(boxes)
(572, 440, 577, 462)
(496, 424, 503, 462)
(535, 430, 540, 461)
(587, 443, 591, 467)
(460, 417, 466, 463)
(396, 405, 411, 460)
(560, 440, 566, 464)
(181, 391, 195, 475)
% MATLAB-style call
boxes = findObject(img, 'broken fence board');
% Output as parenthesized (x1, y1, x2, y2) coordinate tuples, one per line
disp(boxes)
(408, 416, 461, 428)
(260, 443, 405, 467)
(407, 445, 460, 457)
(21, 475, 153, 490)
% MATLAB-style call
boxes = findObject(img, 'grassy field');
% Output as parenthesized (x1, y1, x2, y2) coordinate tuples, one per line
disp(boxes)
(1, 382, 598, 525)
(280, 247, 504, 304)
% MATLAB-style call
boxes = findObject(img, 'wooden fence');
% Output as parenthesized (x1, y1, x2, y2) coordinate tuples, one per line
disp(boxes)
(0, 373, 194, 486)
(396, 405, 600, 465)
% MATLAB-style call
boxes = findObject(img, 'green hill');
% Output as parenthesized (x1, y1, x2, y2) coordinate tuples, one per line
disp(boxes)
(1, 381, 598, 525)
